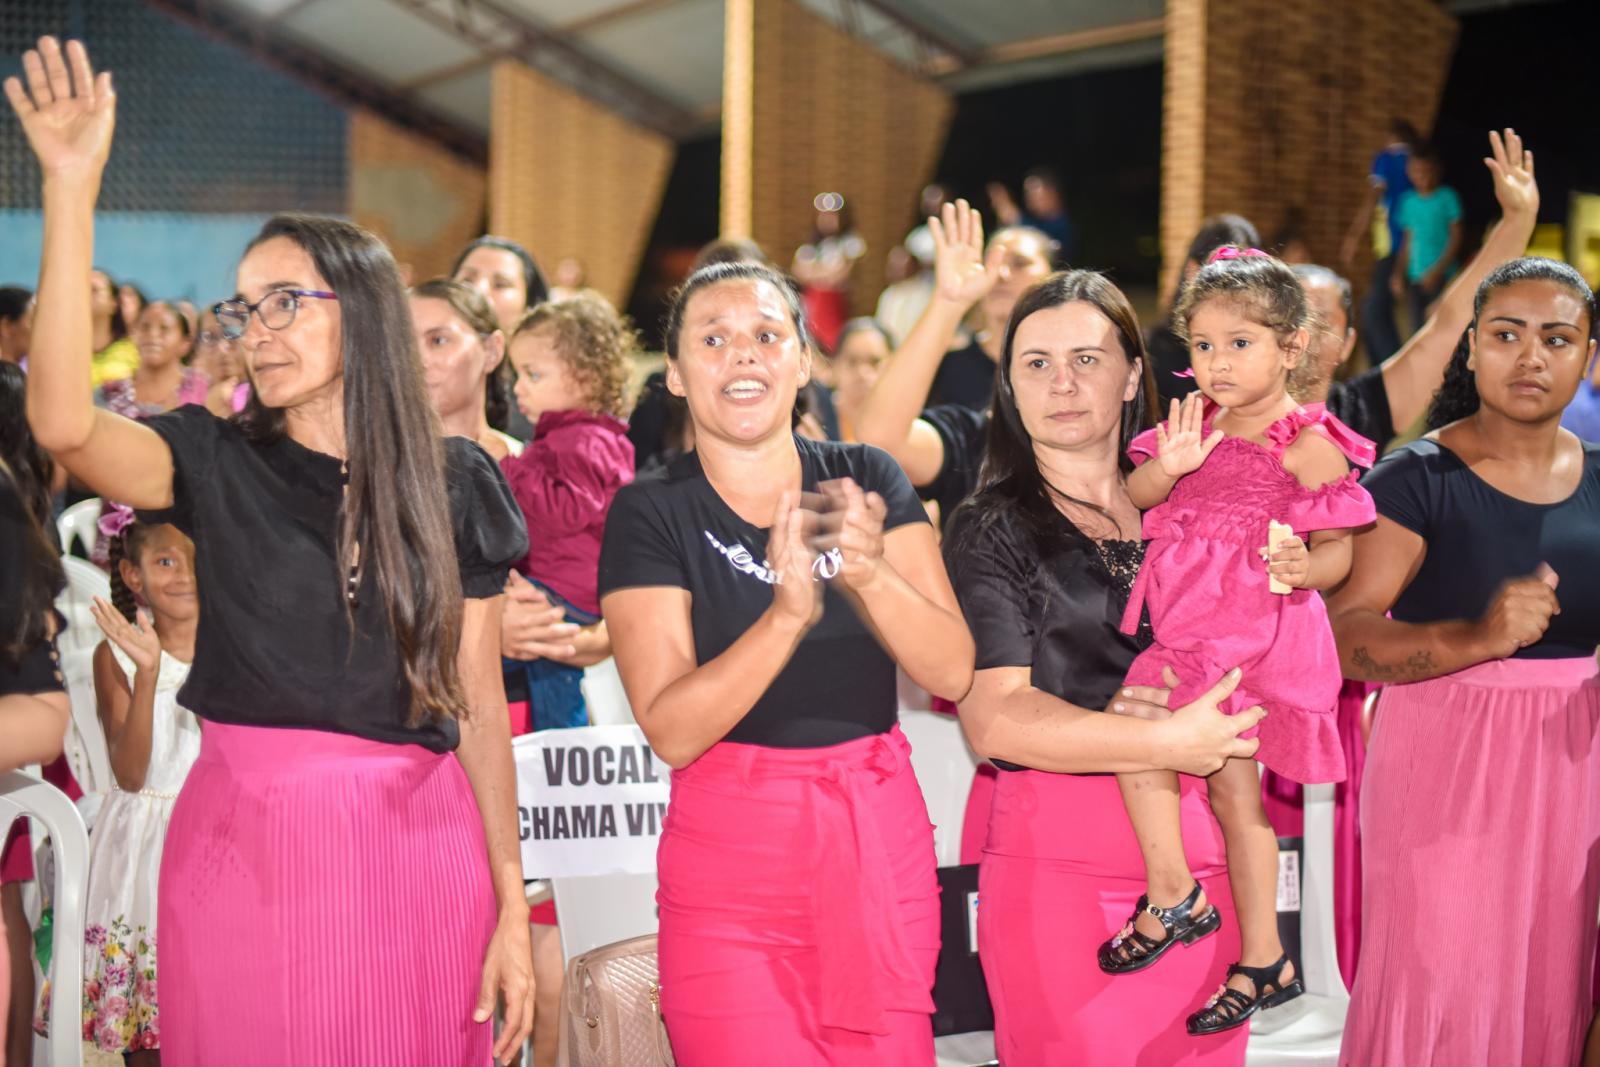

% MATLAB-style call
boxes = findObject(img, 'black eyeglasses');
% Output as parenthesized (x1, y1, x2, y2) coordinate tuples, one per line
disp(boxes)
(212, 289, 338, 341)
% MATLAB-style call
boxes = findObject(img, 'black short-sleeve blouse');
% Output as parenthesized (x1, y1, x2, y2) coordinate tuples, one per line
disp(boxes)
(598, 436, 927, 748)
(945, 495, 1150, 769)
(1363, 438, 1600, 659)
(136, 405, 528, 752)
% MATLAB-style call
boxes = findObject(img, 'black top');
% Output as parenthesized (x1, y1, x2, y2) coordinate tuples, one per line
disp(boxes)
(1326, 367, 1396, 450)
(944, 497, 1150, 770)
(137, 405, 528, 752)
(597, 436, 927, 748)
(1364, 438, 1600, 659)
(799, 380, 841, 442)
(919, 403, 988, 530)
(0, 473, 65, 696)
(927, 340, 998, 412)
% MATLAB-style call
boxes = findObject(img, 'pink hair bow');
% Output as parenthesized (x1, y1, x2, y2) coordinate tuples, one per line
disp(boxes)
(1208, 246, 1270, 264)
(98, 501, 137, 540)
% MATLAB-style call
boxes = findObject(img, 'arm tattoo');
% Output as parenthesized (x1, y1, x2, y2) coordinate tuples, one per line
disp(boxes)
(1351, 646, 1437, 682)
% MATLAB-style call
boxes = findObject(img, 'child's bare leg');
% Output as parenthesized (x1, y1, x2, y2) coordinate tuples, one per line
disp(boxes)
(1207, 756, 1294, 995)
(1117, 768, 1207, 943)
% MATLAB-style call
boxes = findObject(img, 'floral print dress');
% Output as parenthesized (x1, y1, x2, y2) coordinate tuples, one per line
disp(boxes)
(79, 646, 200, 1051)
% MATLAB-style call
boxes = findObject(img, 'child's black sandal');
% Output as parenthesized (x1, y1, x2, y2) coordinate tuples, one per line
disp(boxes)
(1096, 882, 1221, 975)
(1185, 953, 1304, 1035)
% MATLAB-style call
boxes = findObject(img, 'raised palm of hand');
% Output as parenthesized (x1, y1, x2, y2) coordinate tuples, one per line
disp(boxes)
(4, 37, 116, 180)
(1154, 394, 1224, 478)
(1484, 127, 1537, 218)
(930, 198, 1002, 308)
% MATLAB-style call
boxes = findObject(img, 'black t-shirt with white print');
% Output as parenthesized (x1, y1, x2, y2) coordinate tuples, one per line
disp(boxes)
(598, 436, 928, 748)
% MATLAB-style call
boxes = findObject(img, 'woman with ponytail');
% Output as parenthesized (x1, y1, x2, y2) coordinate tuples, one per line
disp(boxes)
(1332, 258, 1600, 1066)
(7, 39, 532, 1065)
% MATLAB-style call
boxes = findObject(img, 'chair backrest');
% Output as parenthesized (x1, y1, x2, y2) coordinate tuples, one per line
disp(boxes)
(1297, 781, 1344, 1000)
(581, 658, 633, 727)
(0, 771, 87, 1067)
(899, 708, 980, 868)
(550, 873, 660, 964)
(55, 558, 113, 797)
(55, 498, 102, 561)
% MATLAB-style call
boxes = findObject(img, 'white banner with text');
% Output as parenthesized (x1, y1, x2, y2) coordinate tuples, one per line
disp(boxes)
(514, 725, 671, 878)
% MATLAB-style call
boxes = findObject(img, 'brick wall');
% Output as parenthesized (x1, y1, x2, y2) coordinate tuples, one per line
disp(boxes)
(1160, 0, 1458, 299)
(490, 61, 676, 310)
(348, 109, 485, 284)
(723, 0, 953, 316)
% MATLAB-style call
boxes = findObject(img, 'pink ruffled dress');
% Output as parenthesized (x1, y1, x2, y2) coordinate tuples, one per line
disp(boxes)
(1121, 403, 1376, 784)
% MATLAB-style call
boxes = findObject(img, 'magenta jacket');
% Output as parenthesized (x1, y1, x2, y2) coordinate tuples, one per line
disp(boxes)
(500, 409, 634, 616)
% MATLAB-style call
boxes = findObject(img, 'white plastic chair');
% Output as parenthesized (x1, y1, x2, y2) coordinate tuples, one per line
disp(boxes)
(898, 707, 980, 868)
(54, 558, 113, 802)
(55, 498, 101, 560)
(580, 657, 633, 727)
(549, 873, 660, 963)
(1246, 781, 1348, 1064)
(0, 771, 88, 1067)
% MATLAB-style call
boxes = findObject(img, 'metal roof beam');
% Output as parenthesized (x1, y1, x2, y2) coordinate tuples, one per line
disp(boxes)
(849, 0, 980, 70)
(384, 0, 698, 139)
(557, 0, 689, 36)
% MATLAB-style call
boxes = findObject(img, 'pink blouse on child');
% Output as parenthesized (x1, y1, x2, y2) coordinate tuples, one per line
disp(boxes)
(1120, 402, 1376, 784)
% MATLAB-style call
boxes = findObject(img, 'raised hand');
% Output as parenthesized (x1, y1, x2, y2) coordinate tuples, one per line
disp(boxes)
(1484, 127, 1537, 220)
(1154, 394, 1224, 479)
(766, 490, 823, 630)
(813, 477, 888, 591)
(4, 37, 116, 182)
(90, 597, 162, 675)
(930, 199, 1004, 310)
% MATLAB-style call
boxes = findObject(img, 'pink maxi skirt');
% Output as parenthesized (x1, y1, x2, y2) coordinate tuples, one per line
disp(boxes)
(1341, 656, 1600, 1067)
(656, 726, 941, 1064)
(979, 769, 1247, 1066)
(157, 723, 497, 1066)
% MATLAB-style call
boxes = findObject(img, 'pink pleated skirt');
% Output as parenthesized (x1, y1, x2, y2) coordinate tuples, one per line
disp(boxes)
(1341, 656, 1600, 1067)
(979, 769, 1247, 1066)
(156, 723, 497, 1066)
(656, 726, 940, 1065)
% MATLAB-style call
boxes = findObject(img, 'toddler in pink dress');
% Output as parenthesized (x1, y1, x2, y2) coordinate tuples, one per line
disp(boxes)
(1097, 247, 1376, 1037)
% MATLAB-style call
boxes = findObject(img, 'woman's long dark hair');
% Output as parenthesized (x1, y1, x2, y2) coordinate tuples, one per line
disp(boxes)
(237, 214, 467, 725)
(451, 236, 549, 433)
(1, 362, 55, 529)
(947, 271, 1157, 558)
(1425, 257, 1597, 432)
(2, 363, 64, 667)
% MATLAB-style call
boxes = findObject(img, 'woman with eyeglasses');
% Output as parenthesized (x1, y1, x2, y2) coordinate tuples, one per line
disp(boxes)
(8, 38, 535, 1066)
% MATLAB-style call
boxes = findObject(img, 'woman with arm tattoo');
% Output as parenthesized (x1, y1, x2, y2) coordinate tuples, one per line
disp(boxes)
(1330, 258, 1600, 1067)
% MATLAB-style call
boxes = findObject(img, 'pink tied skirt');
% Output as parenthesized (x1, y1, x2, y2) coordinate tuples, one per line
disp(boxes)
(656, 726, 940, 1062)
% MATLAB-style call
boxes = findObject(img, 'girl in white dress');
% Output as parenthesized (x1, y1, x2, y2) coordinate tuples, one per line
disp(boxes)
(81, 515, 201, 1060)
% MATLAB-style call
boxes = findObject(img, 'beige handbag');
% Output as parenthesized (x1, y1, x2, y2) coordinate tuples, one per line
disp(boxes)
(558, 934, 676, 1067)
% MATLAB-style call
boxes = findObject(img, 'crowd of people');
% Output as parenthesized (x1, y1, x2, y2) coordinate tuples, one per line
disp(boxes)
(2, 33, 1599, 1067)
